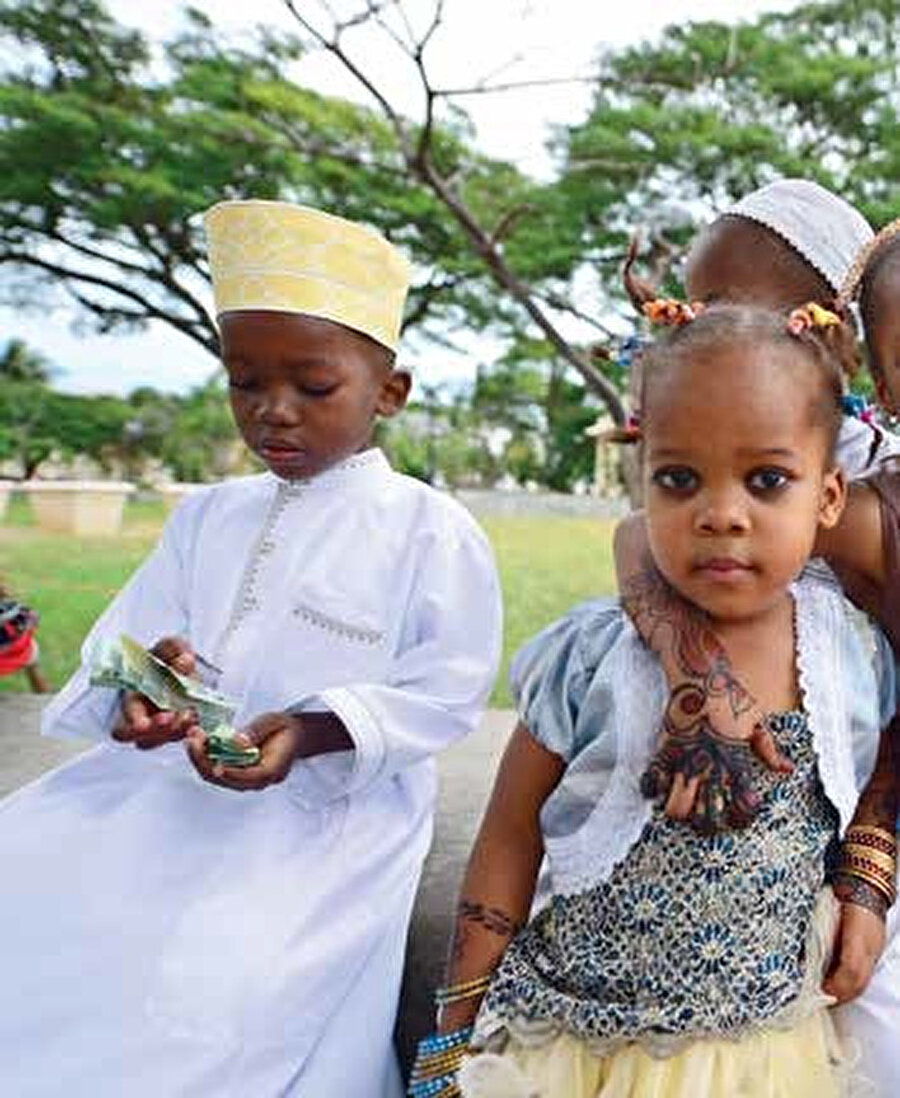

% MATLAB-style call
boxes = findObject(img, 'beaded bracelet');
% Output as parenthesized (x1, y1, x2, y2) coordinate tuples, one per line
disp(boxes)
(408, 1026, 472, 1098)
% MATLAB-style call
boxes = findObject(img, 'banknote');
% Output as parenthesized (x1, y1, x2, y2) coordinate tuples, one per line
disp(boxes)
(90, 635, 261, 767)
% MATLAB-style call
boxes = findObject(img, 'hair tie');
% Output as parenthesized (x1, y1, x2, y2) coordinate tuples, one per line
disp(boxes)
(787, 302, 842, 335)
(642, 298, 705, 327)
(842, 393, 873, 422)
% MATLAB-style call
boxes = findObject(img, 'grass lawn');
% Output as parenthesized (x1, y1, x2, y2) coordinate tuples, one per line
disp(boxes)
(0, 493, 617, 706)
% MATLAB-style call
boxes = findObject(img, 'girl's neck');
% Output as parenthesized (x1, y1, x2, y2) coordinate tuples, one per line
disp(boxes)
(710, 592, 800, 714)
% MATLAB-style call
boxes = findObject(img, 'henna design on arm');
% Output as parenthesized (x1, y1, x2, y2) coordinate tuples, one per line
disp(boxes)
(622, 567, 761, 725)
(833, 874, 889, 922)
(450, 900, 520, 966)
(621, 566, 784, 832)
(456, 900, 521, 938)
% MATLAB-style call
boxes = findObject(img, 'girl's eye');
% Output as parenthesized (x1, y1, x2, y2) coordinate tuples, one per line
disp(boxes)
(747, 467, 790, 493)
(651, 466, 698, 493)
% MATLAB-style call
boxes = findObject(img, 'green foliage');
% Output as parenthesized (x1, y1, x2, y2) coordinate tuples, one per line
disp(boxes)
(472, 338, 600, 491)
(562, 0, 900, 267)
(160, 376, 241, 482)
(0, 0, 573, 355)
(0, 381, 131, 477)
(0, 337, 54, 382)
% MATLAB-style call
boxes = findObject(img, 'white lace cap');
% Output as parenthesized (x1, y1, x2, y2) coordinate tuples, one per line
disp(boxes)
(727, 179, 873, 292)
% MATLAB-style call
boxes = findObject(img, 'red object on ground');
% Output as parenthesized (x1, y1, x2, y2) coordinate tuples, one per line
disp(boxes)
(0, 602, 39, 675)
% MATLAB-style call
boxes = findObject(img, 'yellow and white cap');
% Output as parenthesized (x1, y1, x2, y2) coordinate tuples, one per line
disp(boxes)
(203, 200, 411, 351)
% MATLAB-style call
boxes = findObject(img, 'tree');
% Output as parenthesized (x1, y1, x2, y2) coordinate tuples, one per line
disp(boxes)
(471, 336, 608, 491)
(160, 377, 243, 482)
(0, 384, 131, 477)
(0, 0, 581, 365)
(0, 337, 54, 382)
(279, 0, 626, 421)
(561, 0, 900, 273)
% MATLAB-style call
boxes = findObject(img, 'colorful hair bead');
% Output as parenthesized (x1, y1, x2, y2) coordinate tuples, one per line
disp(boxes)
(786, 302, 842, 335)
(642, 298, 705, 327)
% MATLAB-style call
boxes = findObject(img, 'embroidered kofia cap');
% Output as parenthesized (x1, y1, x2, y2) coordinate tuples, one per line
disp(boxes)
(203, 200, 411, 351)
(726, 179, 873, 292)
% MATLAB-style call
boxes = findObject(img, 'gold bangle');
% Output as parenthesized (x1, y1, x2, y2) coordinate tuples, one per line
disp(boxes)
(435, 973, 494, 1000)
(411, 1049, 469, 1074)
(841, 840, 896, 861)
(840, 850, 897, 880)
(844, 826, 897, 856)
(840, 848, 897, 876)
(435, 985, 491, 1007)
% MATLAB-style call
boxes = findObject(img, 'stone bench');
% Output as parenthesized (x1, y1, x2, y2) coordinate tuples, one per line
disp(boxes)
(0, 695, 511, 1081)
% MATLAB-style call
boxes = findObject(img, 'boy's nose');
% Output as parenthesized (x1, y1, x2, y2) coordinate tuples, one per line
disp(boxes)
(257, 386, 301, 424)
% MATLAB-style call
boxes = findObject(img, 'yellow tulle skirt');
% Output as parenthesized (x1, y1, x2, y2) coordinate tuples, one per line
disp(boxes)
(459, 1010, 848, 1098)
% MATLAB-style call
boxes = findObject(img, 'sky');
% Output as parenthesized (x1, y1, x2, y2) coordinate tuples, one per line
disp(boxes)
(3, 0, 800, 396)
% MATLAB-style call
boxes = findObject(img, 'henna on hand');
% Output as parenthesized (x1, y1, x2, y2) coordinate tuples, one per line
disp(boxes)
(640, 683, 764, 832)
(621, 565, 794, 833)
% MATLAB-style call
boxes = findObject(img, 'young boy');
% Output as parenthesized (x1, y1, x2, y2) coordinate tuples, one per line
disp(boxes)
(0, 201, 502, 1097)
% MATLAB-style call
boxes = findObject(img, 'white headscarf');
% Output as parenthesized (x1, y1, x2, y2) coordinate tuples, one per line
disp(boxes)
(726, 179, 873, 292)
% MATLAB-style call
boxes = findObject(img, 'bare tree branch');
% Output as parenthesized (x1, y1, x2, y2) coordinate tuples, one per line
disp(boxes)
(434, 74, 596, 98)
(2, 251, 219, 355)
(282, 0, 624, 418)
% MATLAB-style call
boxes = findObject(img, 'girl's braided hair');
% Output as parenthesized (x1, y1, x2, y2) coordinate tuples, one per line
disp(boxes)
(639, 301, 851, 457)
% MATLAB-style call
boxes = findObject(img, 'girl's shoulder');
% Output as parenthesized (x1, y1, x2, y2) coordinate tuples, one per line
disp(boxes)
(511, 598, 627, 689)
(510, 598, 656, 762)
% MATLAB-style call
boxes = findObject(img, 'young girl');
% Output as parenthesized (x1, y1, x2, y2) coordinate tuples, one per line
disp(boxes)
(617, 193, 900, 1095)
(410, 304, 893, 1098)
(0, 201, 502, 1097)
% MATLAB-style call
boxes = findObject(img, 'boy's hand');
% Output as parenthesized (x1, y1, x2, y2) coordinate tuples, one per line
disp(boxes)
(185, 712, 303, 791)
(823, 879, 887, 1003)
(110, 636, 198, 750)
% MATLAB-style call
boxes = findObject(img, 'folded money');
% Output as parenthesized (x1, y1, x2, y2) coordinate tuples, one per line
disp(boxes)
(90, 635, 260, 767)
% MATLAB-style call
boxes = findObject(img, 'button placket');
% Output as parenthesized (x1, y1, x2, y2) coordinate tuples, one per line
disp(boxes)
(214, 481, 305, 665)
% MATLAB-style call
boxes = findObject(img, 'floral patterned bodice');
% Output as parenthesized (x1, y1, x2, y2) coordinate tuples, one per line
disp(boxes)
(473, 713, 838, 1057)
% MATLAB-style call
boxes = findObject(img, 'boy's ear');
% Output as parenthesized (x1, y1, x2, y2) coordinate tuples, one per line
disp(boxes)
(376, 367, 412, 418)
(818, 465, 847, 530)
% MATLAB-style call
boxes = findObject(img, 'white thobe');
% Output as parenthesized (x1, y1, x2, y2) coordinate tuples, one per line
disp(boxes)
(0, 449, 502, 1098)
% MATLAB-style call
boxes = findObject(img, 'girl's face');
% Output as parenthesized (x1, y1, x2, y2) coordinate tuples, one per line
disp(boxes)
(221, 311, 409, 480)
(643, 342, 845, 625)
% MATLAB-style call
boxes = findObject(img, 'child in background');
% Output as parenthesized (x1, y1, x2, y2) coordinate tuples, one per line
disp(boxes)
(0, 583, 49, 691)
(0, 201, 502, 1097)
(413, 303, 892, 1098)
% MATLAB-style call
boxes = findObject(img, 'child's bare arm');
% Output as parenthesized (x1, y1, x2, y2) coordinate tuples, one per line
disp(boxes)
(615, 515, 791, 833)
(437, 722, 565, 1033)
(825, 716, 898, 1003)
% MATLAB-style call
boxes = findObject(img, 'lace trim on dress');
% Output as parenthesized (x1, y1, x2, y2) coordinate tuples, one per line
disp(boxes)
(792, 568, 858, 834)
